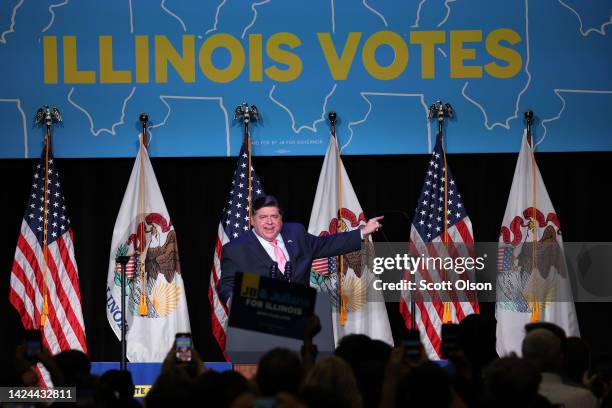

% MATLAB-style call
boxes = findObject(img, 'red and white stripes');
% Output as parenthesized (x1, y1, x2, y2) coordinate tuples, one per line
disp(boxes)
(209, 223, 229, 360)
(10, 222, 87, 355)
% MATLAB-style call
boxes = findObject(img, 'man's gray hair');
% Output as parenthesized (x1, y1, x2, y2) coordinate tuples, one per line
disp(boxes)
(522, 328, 562, 372)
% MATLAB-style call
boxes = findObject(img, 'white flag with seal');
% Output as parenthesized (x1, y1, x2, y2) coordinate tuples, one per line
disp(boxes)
(106, 140, 191, 362)
(308, 134, 393, 346)
(496, 132, 579, 355)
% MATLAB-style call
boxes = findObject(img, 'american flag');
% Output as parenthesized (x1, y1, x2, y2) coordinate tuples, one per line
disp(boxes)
(311, 255, 337, 275)
(115, 255, 137, 279)
(9, 147, 88, 361)
(399, 138, 479, 359)
(498, 246, 514, 272)
(208, 142, 264, 358)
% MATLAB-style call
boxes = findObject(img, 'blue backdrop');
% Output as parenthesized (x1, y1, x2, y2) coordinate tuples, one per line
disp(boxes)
(1, 0, 611, 158)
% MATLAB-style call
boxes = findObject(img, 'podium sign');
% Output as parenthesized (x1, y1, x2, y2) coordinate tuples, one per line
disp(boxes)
(228, 272, 316, 339)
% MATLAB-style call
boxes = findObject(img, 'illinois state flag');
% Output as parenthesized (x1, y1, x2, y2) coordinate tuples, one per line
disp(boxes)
(496, 133, 579, 355)
(308, 134, 393, 346)
(106, 138, 190, 362)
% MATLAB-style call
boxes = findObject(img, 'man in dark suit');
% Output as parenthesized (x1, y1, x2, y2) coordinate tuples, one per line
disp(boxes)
(219, 195, 383, 305)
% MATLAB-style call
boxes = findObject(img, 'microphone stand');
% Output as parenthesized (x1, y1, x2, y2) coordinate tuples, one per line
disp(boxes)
(284, 261, 292, 283)
(270, 262, 279, 279)
(115, 256, 130, 371)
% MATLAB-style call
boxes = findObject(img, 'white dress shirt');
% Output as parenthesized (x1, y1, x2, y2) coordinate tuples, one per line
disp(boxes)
(252, 230, 290, 273)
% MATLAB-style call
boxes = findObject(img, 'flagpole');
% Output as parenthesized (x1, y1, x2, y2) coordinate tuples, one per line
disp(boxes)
(428, 101, 455, 324)
(247, 122, 252, 225)
(524, 110, 540, 322)
(138, 114, 149, 317)
(42, 123, 50, 327)
(34, 105, 62, 328)
(234, 103, 259, 224)
(525, 110, 533, 146)
(116, 256, 130, 371)
(328, 112, 347, 326)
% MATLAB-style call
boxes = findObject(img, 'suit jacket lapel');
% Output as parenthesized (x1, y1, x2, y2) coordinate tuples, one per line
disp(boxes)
(248, 230, 274, 264)
(281, 226, 299, 263)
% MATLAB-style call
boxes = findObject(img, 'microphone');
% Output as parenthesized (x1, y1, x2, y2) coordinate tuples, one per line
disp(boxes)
(284, 261, 292, 283)
(270, 262, 279, 279)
